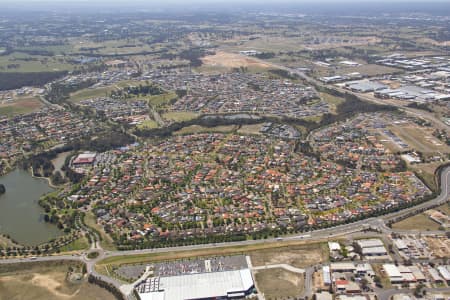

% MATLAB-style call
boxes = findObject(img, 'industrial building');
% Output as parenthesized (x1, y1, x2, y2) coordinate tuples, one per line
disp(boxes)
(72, 152, 97, 166)
(356, 239, 388, 257)
(323, 266, 332, 286)
(437, 266, 450, 284)
(382, 264, 404, 284)
(136, 269, 254, 300)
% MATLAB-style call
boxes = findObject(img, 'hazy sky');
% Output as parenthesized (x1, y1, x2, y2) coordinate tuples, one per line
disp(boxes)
(2, 0, 450, 3)
(2, 0, 449, 14)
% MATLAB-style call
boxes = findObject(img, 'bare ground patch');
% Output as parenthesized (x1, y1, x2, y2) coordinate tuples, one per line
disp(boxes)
(250, 243, 328, 269)
(255, 268, 305, 300)
(202, 51, 274, 69)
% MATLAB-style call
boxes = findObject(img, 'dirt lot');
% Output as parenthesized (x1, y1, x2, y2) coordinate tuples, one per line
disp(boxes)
(202, 51, 274, 69)
(250, 243, 328, 269)
(0, 262, 113, 300)
(313, 269, 328, 291)
(424, 236, 450, 258)
(255, 268, 304, 300)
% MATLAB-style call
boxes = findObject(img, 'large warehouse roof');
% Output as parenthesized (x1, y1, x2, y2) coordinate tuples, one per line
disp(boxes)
(383, 264, 402, 278)
(357, 239, 384, 248)
(138, 269, 254, 300)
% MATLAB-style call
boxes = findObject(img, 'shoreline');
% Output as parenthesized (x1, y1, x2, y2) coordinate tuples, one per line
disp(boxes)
(30, 167, 59, 189)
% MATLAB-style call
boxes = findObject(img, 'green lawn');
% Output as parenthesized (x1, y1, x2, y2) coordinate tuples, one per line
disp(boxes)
(137, 119, 159, 129)
(163, 111, 199, 122)
(59, 237, 89, 252)
(84, 212, 116, 251)
(69, 86, 116, 102)
(320, 92, 345, 108)
(0, 53, 74, 73)
(146, 92, 177, 107)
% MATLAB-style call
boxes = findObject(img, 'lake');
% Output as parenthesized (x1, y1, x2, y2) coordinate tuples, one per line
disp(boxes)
(0, 169, 61, 245)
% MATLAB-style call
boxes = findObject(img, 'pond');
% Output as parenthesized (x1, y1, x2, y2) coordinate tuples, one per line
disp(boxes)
(0, 169, 61, 245)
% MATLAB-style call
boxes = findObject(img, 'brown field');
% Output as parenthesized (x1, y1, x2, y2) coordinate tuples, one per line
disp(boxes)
(0, 262, 113, 300)
(250, 243, 328, 269)
(436, 203, 450, 215)
(389, 125, 450, 154)
(202, 51, 274, 69)
(0, 97, 42, 116)
(255, 268, 304, 300)
(424, 236, 450, 258)
(313, 269, 328, 291)
(417, 38, 450, 47)
(392, 214, 441, 231)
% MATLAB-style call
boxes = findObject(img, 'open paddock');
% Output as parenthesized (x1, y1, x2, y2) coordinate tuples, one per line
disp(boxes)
(0, 97, 42, 116)
(255, 268, 305, 300)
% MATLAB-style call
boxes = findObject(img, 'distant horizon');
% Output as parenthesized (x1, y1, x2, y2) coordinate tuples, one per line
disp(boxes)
(1, 0, 450, 15)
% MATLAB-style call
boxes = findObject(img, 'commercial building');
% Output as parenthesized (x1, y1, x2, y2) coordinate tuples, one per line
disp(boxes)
(136, 269, 254, 300)
(323, 266, 332, 286)
(357, 239, 388, 257)
(437, 266, 450, 284)
(72, 152, 97, 165)
(330, 263, 357, 273)
(428, 268, 444, 284)
(383, 264, 404, 284)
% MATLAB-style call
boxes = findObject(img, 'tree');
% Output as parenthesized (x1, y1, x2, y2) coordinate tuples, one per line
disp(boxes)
(0, 184, 5, 194)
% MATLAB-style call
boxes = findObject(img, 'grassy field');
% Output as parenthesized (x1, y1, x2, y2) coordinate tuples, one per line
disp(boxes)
(84, 212, 116, 251)
(162, 111, 199, 122)
(0, 97, 43, 116)
(70, 80, 149, 102)
(388, 124, 450, 154)
(255, 268, 304, 300)
(69, 87, 115, 102)
(409, 162, 440, 193)
(392, 213, 441, 231)
(59, 237, 90, 253)
(436, 203, 450, 215)
(0, 53, 74, 73)
(174, 124, 238, 135)
(146, 92, 177, 107)
(319, 92, 345, 112)
(0, 261, 113, 300)
(137, 119, 159, 129)
(237, 123, 264, 135)
(71, 38, 155, 55)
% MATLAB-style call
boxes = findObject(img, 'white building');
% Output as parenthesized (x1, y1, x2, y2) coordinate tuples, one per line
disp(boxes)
(137, 269, 254, 300)
(383, 264, 404, 283)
